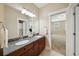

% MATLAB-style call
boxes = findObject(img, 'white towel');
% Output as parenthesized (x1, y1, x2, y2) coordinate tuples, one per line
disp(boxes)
(0, 28, 8, 48)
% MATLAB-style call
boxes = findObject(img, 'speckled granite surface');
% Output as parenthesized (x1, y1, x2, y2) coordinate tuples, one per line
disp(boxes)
(3, 35, 43, 55)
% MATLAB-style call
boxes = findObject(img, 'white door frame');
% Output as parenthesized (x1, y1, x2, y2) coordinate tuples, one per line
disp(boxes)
(48, 7, 68, 50)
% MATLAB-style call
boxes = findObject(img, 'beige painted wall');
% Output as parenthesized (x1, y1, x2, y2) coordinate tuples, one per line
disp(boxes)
(0, 4, 5, 30)
(0, 4, 5, 47)
(0, 4, 5, 22)
(39, 3, 69, 48)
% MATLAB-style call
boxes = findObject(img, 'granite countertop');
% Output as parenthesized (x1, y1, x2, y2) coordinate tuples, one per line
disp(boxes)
(3, 35, 44, 55)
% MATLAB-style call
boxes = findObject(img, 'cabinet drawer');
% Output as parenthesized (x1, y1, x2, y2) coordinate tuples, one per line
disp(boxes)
(22, 49, 33, 56)
(24, 43, 33, 51)
(22, 43, 33, 56)
(33, 42, 39, 56)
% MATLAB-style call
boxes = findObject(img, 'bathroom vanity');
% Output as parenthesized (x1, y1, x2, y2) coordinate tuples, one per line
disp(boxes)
(5, 36, 45, 56)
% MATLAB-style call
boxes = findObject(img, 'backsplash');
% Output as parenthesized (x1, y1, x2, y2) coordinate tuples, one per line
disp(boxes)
(8, 36, 28, 42)
(8, 33, 39, 43)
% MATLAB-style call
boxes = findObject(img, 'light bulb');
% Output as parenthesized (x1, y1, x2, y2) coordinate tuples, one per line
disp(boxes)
(21, 8, 26, 14)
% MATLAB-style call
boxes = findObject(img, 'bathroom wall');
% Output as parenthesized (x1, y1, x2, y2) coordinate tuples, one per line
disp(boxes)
(0, 4, 5, 23)
(39, 3, 69, 48)
(0, 4, 5, 46)
(4, 4, 39, 39)
(0, 4, 5, 30)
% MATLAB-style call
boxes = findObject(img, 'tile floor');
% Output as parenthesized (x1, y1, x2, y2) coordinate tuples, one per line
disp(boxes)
(39, 48, 64, 56)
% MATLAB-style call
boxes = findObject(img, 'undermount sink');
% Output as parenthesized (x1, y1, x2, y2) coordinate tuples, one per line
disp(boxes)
(15, 40, 30, 45)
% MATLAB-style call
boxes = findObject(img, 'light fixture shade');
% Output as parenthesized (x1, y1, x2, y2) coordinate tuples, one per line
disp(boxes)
(21, 8, 26, 14)
(21, 8, 36, 17)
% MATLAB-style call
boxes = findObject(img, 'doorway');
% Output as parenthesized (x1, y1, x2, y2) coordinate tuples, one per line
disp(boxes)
(50, 11, 67, 56)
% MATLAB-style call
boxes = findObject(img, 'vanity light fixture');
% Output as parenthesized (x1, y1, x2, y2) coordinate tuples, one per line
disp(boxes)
(21, 8, 26, 14)
(21, 8, 36, 17)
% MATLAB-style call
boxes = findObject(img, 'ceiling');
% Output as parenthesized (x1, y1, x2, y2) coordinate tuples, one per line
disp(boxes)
(34, 3, 48, 8)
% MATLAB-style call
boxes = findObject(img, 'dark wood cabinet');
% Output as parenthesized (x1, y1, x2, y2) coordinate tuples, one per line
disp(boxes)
(38, 37, 45, 53)
(7, 36, 45, 56)
(0, 48, 3, 56)
(24, 49, 34, 56)
(21, 44, 34, 56)
(33, 40, 39, 56)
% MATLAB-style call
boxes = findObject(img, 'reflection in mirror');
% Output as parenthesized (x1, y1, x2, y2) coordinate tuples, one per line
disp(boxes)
(19, 20, 24, 37)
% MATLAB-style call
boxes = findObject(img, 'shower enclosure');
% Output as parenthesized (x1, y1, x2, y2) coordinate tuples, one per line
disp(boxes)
(50, 12, 66, 55)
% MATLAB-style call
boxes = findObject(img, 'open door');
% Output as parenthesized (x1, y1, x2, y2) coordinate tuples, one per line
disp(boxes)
(75, 6, 79, 56)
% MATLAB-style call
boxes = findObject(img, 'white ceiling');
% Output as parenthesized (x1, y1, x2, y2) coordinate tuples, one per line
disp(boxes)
(34, 3, 48, 8)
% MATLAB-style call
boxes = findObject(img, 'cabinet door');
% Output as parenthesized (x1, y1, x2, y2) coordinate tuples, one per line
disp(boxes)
(21, 43, 33, 56)
(0, 4, 4, 22)
(22, 48, 33, 56)
(38, 37, 45, 52)
(33, 41, 39, 56)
